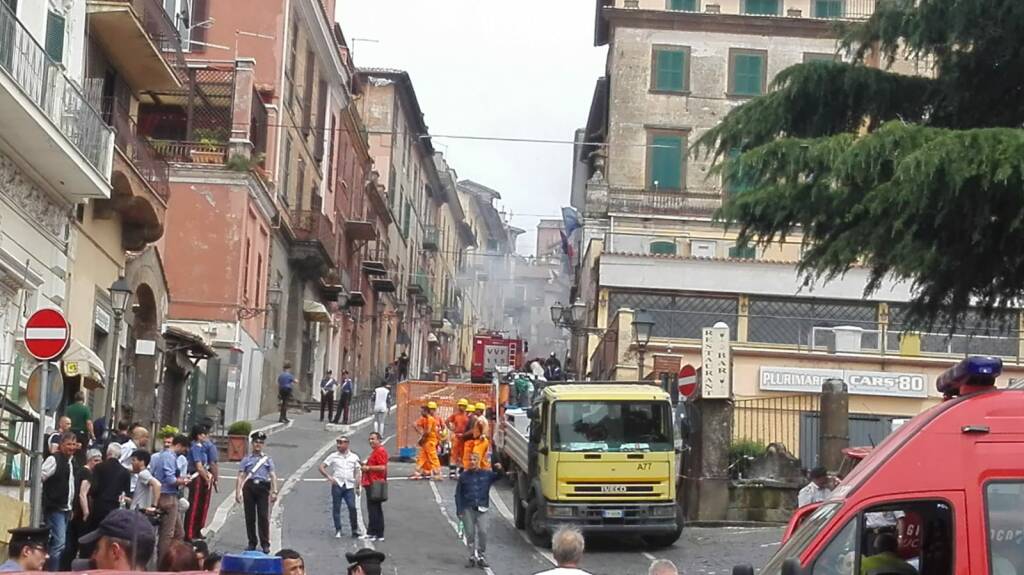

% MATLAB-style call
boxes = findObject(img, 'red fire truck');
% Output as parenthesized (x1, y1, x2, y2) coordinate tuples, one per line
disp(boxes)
(470, 332, 526, 382)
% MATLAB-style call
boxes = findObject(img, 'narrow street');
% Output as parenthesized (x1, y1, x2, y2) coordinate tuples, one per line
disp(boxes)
(208, 411, 783, 575)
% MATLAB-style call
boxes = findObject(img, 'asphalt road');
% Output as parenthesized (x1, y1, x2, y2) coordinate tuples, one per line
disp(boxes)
(207, 412, 784, 575)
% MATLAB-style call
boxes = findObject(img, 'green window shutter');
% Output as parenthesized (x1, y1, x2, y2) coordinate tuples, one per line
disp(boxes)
(667, 0, 697, 11)
(814, 0, 842, 17)
(654, 50, 686, 92)
(402, 201, 411, 238)
(733, 54, 764, 96)
(45, 11, 65, 63)
(650, 135, 683, 190)
(728, 245, 757, 259)
(649, 241, 677, 255)
(744, 0, 779, 15)
(725, 147, 753, 196)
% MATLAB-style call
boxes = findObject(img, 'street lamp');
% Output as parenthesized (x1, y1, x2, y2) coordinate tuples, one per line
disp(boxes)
(550, 302, 565, 326)
(570, 300, 587, 324)
(632, 309, 655, 380)
(106, 276, 132, 424)
(239, 280, 283, 319)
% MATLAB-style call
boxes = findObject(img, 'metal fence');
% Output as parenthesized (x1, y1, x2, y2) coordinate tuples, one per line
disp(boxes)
(733, 393, 820, 457)
(140, 64, 236, 163)
(608, 292, 739, 340)
(288, 209, 339, 266)
(0, 2, 113, 176)
(110, 101, 170, 201)
(131, 0, 185, 70)
(607, 188, 717, 218)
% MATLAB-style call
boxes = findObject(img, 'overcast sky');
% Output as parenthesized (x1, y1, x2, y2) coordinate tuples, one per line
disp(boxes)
(335, 0, 607, 256)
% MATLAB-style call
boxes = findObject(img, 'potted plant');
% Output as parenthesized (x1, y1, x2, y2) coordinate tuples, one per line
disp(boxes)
(226, 420, 253, 461)
(158, 425, 180, 439)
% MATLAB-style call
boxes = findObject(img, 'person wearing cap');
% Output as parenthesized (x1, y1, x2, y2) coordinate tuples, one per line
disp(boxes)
(0, 527, 49, 572)
(320, 369, 338, 423)
(412, 402, 442, 480)
(464, 415, 492, 471)
(41, 430, 77, 570)
(79, 508, 157, 570)
(319, 435, 362, 539)
(798, 466, 837, 508)
(446, 399, 471, 479)
(236, 431, 278, 553)
(184, 425, 214, 541)
(346, 547, 385, 575)
(455, 453, 504, 568)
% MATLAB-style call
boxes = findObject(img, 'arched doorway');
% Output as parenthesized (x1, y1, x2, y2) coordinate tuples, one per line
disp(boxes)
(126, 282, 160, 426)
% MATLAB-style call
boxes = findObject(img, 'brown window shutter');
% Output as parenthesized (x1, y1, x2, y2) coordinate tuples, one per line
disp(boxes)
(191, 0, 208, 52)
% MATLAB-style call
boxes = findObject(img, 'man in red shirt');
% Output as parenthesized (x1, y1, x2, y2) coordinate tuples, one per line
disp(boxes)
(360, 432, 388, 542)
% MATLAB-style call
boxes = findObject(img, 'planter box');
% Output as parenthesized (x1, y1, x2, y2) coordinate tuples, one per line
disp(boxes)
(227, 435, 249, 461)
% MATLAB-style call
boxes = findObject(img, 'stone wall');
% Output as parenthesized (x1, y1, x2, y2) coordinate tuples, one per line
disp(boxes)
(726, 482, 798, 523)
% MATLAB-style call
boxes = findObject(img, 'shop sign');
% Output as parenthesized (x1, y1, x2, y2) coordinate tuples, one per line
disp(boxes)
(759, 366, 928, 398)
(701, 326, 730, 399)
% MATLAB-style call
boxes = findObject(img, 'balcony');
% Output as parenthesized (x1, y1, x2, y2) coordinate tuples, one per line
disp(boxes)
(286, 210, 338, 272)
(143, 64, 268, 168)
(610, 0, 874, 19)
(345, 217, 376, 242)
(369, 276, 396, 293)
(345, 291, 366, 308)
(423, 226, 439, 251)
(86, 0, 184, 92)
(606, 188, 718, 218)
(361, 239, 388, 276)
(100, 102, 168, 248)
(0, 3, 113, 201)
(430, 307, 444, 329)
(444, 306, 463, 325)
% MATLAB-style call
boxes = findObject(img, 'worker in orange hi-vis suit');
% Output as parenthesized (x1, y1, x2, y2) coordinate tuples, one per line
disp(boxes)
(464, 414, 492, 471)
(412, 401, 443, 480)
(446, 399, 470, 478)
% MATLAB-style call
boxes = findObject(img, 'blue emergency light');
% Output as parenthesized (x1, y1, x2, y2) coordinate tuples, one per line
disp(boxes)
(936, 356, 1003, 396)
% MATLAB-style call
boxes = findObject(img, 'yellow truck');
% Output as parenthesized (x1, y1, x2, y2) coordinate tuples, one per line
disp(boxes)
(495, 383, 683, 547)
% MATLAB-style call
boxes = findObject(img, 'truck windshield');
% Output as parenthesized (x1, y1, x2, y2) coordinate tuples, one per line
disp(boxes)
(760, 503, 841, 575)
(551, 400, 672, 452)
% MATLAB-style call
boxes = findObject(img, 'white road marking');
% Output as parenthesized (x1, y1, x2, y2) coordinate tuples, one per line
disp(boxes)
(269, 438, 337, 553)
(760, 541, 781, 548)
(642, 552, 658, 562)
(489, 489, 557, 566)
(429, 481, 494, 575)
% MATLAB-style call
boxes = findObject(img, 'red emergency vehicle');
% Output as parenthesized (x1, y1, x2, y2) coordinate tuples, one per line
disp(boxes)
(470, 332, 525, 383)
(735, 356, 1024, 575)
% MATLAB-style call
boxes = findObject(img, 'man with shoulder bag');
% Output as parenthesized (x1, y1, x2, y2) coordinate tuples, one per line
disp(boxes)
(360, 432, 388, 542)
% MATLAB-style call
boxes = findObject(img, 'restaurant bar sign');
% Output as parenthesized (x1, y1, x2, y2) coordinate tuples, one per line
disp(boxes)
(759, 366, 928, 398)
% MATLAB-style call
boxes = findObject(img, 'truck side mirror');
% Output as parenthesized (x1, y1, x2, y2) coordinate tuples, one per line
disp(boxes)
(731, 566, 754, 575)
(538, 445, 549, 455)
(526, 407, 538, 420)
(781, 558, 803, 575)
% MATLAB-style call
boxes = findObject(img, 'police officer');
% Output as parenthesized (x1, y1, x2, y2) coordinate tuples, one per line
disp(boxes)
(235, 431, 278, 553)
(0, 527, 49, 572)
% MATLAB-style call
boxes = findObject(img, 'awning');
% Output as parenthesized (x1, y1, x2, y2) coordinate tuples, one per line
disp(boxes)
(62, 339, 107, 390)
(427, 332, 439, 344)
(163, 326, 217, 359)
(303, 300, 331, 323)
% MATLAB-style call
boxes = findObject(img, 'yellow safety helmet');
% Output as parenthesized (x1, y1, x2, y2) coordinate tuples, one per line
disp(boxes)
(475, 402, 487, 411)
(457, 398, 469, 407)
(465, 404, 476, 413)
(426, 401, 438, 410)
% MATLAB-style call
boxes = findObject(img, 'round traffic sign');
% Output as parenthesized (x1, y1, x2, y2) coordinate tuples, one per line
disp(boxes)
(678, 364, 698, 399)
(26, 362, 63, 413)
(24, 308, 71, 361)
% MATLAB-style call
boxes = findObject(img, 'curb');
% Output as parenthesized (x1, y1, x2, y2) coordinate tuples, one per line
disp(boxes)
(253, 418, 294, 436)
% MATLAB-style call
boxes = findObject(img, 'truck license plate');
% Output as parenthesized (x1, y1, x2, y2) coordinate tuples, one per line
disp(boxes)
(603, 510, 624, 519)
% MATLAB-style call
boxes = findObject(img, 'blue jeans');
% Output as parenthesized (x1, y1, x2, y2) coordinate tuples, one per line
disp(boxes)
(45, 510, 69, 571)
(331, 484, 359, 533)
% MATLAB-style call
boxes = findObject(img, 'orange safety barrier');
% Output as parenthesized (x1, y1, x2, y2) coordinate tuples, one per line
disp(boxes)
(395, 380, 498, 452)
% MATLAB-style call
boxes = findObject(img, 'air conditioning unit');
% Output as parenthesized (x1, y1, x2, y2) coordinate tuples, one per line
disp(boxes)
(690, 240, 717, 258)
(830, 326, 864, 353)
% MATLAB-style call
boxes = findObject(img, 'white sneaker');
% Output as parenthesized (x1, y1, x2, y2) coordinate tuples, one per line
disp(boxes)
(359, 534, 374, 540)
(334, 530, 342, 539)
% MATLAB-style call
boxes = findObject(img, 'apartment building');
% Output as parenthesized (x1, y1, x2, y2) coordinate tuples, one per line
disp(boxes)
(572, 0, 1024, 463)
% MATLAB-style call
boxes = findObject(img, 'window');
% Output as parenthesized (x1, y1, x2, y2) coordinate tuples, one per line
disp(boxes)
(742, 0, 779, 15)
(242, 239, 251, 300)
(402, 200, 411, 238)
(552, 401, 672, 452)
(804, 52, 839, 63)
(649, 241, 677, 255)
(729, 49, 767, 97)
(666, 0, 697, 11)
(651, 46, 689, 93)
(313, 80, 327, 162)
(805, 500, 953, 575)
(280, 136, 292, 206)
(45, 11, 65, 63)
(728, 245, 757, 259)
(255, 254, 263, 307)
(647, 130, 687, 191)
(725, 147, 754, 196)
(301, 50, 315, 134)
(690, 239, 716, 258)
(284, 22, 298, 107)
(986, 482, 1024, 575)
(814, 0, 843, 17)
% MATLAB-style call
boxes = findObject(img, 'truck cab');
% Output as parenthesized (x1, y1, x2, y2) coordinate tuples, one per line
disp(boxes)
(500, 383, 683, 547)
(735, 356, 1024, 575)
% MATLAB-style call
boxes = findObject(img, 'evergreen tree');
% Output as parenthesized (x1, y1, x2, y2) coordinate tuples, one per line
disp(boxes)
(695, 0, 1024, 326)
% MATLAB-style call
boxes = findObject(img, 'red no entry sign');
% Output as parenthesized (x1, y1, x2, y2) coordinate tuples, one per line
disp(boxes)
(678, 364, 698, 399)
(24, 308, 70, 361)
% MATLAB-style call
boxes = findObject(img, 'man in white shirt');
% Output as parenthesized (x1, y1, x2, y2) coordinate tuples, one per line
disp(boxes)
(798, 466, 837, 508)
(318, 436, 362, 539)
(372, 384, 390, 435)
(535, 526, 591, 575)
(120, 426, 149, 494)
